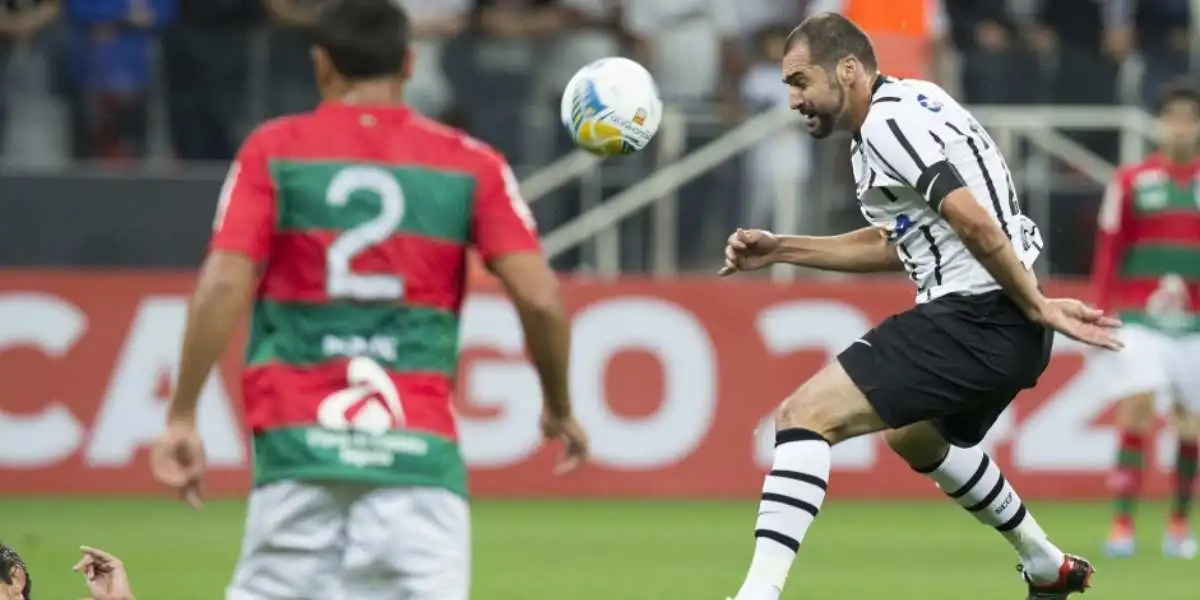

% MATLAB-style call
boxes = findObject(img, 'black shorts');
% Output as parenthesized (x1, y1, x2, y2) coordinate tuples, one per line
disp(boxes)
(838, 290, 1053, 447)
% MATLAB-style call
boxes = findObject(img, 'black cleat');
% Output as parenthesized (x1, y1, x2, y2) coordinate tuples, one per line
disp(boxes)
(1020, 555, 1095, 599)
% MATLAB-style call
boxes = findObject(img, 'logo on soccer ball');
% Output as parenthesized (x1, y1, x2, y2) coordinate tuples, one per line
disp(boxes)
(632, 108, 647, 126)
(917, 94, 942, 113)
(571, 79, 629, 156)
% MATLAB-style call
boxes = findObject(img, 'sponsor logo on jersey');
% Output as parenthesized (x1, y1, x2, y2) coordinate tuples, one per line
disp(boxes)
(632, 108, 647, 126)
(917, 94, 942, 113)
(886, 214, 915, 240)
(317, 356, 406, 436)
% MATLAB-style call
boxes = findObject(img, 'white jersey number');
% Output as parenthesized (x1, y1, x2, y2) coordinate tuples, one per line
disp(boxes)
(325, 166, 406, 301)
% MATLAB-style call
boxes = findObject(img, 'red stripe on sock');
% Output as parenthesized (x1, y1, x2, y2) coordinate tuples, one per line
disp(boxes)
(1120, 431, 1146, 452)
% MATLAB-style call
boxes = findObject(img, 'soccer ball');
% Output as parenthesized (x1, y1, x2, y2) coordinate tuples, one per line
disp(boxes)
(560, 57, 663, 157)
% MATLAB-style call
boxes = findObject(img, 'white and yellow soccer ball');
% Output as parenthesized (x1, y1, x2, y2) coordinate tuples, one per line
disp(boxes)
(560, 57, 663, 157)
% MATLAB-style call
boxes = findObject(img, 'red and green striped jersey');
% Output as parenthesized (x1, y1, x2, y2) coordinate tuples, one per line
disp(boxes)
(210, 103, 541, 496)
(1092, 153, 1200, 333)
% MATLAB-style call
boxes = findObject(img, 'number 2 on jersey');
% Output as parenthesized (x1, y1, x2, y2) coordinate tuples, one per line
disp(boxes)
(326, 166, 406, 301)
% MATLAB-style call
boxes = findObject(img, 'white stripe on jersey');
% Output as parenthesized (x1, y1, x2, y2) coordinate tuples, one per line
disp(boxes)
(851, 76, 1042, 303)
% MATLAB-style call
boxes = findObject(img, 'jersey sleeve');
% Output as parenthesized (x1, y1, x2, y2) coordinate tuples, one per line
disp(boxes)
(210, 129, 276, 262)
(1091, 167, 1133, 311)
(471, 151, 542, 262)
(860, 106, 954, 207)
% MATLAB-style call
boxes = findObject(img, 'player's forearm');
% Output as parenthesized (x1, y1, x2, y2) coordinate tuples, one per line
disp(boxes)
(514, 295, 573, 419)
(411, 14, 465, 38)
(773, 227, 904, 273)
(266, 0, 316, 27)
(524, 7, 571, 36)
(961, 226, 1047, 318)
(171, 260, 253, 423)
(18, 1, 59, 32)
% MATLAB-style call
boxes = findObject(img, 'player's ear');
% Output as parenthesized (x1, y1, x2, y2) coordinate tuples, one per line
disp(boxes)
(311, 46, 334, 91)
(839, 57, 855, 86)
(401, 46, 415, 81)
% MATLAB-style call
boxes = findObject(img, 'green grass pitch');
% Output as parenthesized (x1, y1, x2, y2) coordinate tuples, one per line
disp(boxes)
(0, 498, 1192, 599)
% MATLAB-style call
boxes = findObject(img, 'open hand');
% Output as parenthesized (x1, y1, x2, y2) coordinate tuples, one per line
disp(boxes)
(719, 228, 780, 276)
(73, 546, 134, 600)
(540, 412, 589, 475)
(1033, 298, 1123, 351)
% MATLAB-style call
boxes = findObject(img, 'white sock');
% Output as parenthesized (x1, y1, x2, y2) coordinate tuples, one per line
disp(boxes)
(735, 428, 832, 600)
(916, 445, 1065, 583)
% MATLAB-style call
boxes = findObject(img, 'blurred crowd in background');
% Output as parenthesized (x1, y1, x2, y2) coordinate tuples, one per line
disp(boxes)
(0, 0, 1194, 274)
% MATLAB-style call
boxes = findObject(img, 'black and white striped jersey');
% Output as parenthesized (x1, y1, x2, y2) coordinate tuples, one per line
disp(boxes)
(853, 76, 1043, 303)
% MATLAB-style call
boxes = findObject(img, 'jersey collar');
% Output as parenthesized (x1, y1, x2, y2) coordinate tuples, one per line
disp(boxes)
(854, 73, 893, 143)
(316, 101, 414, 122)
(870, 73, 896, 99)
(871, 73, 889, 96)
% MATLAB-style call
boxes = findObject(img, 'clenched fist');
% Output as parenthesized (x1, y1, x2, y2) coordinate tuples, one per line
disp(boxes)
(719, 228, 780, 276)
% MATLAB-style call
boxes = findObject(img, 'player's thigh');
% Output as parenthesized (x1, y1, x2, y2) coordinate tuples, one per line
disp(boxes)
(343, 486, 471, 600)
(226, 481, 348, 600)
(883, 421, 953, 468)
(1094, 325, 1171, 401)
(773, 357, 889, 444)
(839, 291, 1050, 447)
(1166, 333, 1200, 414)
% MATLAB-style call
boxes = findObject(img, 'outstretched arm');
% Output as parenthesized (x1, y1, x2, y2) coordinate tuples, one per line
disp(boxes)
(770, 227, 905, 273)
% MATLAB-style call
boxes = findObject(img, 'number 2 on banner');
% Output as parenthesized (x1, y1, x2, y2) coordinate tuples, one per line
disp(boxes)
(753, 301, 876, 470)
(326, 166, 406, 301)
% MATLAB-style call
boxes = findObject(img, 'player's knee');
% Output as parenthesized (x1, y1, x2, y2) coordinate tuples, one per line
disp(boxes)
(883, 423, 950, 469)
(775, 390, 853, 444)
(774, 363, 885, 445)
(1174, 407, 1200, 439)
(1117, 393, 1158, 431)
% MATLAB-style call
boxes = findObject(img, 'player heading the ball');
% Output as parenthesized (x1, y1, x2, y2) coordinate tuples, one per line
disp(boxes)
(721, 12, 1119, 600)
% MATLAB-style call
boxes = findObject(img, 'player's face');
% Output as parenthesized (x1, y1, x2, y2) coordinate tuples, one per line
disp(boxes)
(782, 42, 846, 140)
(1158, 98, 1200, 156)
(0, 568, 25, 600)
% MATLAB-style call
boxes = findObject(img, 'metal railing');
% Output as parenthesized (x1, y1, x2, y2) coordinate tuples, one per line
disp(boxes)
(529, 105, 1161, 278)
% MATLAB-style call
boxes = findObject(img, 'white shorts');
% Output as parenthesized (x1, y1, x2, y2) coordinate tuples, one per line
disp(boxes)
(226, 481, 470, 600)
(1095, 325, 1200, 411)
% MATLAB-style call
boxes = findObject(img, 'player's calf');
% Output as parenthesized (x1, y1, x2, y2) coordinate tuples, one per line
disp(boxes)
(1107, 392, 1157, 556)
(1165, 407, 1199, 559)
(734, 363, 889, 600)
(884, 423, 1071, 585)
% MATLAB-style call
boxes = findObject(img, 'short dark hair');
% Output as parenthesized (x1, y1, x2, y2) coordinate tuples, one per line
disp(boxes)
(0, 544, 31, 600)
(1158, 76, 1200, 114)
(312, 0, 410, 80)
(785, 12, 877, 71)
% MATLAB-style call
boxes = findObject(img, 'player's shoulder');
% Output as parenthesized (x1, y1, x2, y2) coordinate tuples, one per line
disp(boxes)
(1111, 155, 1162, 188)
(871, 79, 958, 116)
(239, 113, 311, 153)
(862, 79, 956, 137)
(1120, 155, 1164, 176)
(407, 113, 510, 172)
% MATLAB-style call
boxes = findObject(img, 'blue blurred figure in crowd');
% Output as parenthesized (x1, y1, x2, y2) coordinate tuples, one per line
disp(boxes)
(60, 0, 175, 161)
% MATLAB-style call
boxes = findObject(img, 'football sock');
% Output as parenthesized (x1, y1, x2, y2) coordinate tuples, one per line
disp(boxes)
(1173, 440, 1198, 523)
(915, 445, 1065, 583)
(735, 428, 831, 600)
(1112, 430, 1145, 528)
